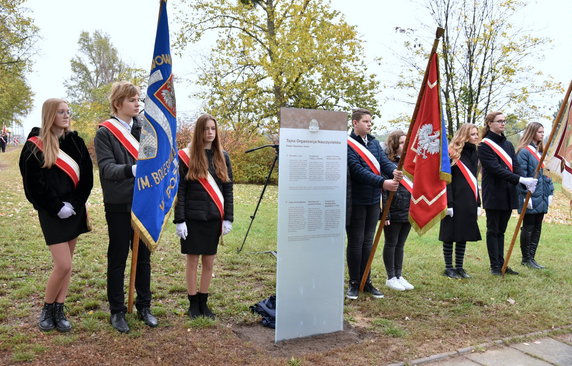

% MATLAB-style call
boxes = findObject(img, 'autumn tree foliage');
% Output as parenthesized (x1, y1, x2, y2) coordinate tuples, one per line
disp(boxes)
(0, 0, 38, 127)
(65, 31, 145, 142)
(174, 0, 380, 136)
(394, 0, 562, 136)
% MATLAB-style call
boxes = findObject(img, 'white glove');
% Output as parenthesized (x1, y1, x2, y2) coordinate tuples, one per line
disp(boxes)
(477, 207, 482, 216)
(446, 208, 454, 217)
(548, 195, 553, 206)
(222, 220, 232, 235)
(57, 202, 76, 219)
(519, 177, 537, 193)
(132, 164, 137, 177)
(176, 222, 188, 240)
(527, 200, 533, 210)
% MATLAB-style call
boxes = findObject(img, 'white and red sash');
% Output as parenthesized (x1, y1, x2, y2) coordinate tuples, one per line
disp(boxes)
(99, 119, 139, 159)
(178, 148, 224, 219)
(28, 136, 80, 188)
(347, 135, 380, 175)
(481, 137, 513, 172)
(525, 145, 545, 168)
(400, 175, 413, 194)
(455, 160, 478, 201)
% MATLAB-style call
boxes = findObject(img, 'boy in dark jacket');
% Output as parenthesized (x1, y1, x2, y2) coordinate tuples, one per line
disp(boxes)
(94, 81, 157, 333)
(346, 108, 402, 299)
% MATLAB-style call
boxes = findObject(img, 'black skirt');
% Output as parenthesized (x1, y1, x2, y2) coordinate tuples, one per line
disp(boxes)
(180, 219, 222, 255)
(38, 205, 90, 245)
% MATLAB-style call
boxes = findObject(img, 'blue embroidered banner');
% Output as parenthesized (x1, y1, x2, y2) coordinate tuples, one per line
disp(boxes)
(131, 0, 178, 251)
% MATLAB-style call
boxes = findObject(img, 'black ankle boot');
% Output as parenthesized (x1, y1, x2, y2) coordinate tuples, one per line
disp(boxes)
(198, 292, 215, 319)
(39, 303, 55, 331)
(187, 294, 201, 319)
(54, 303, 72, 332)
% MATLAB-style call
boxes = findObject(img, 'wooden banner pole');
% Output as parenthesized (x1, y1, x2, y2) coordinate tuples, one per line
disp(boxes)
(359, 27, 445, 291)
(127, 229, 140, 313)
(501, 80, 572, 274)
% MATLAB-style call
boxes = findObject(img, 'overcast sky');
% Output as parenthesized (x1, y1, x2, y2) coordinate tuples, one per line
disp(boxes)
(18, 0, 572, 136)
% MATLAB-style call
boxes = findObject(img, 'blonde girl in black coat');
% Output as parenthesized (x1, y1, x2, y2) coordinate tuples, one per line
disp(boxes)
(19, 98, 93, 332)
(439, 124, 481, 278)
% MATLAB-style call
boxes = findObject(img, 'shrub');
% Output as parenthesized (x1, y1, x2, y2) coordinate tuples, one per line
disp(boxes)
(176, 122, 278, 185)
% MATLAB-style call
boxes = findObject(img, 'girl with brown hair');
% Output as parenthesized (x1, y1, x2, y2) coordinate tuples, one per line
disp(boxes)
(175, 114, 233, 319)
(516, 122, 554, 269)
(382, 130, 414, 291)
(478, 111, 537, 276)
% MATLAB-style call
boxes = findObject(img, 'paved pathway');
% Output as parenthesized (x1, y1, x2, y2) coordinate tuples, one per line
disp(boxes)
(388, 328, 572, 366)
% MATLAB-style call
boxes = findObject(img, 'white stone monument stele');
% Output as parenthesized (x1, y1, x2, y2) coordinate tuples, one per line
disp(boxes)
(275, 107, 347, 342)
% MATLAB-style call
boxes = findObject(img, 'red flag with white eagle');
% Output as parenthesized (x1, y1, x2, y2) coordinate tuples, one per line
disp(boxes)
(402, 52, 451, 235)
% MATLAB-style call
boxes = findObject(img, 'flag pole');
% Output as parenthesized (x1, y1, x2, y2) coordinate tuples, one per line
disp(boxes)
(501, 80, 572, 275)
(359, 27, 445, 291)
(127, 228, 141, 313)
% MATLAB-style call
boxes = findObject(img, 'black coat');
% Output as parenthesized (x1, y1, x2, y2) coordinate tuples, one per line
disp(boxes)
(439, 143, 481, 242)
(94, 117, 141, 211)
(347, 130, 396, 205)
(478, 131, 522, 210)
(382, 156, 410, 223)
(19, 128, 93, 216)
(174, 149, 233, 223)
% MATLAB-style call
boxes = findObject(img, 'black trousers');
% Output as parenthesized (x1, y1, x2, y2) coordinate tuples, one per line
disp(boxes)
(105, 211, 151, 314)
(346, 204, 380, 283)
(485, 209, 512, 271)
(383, 221, 411, 279)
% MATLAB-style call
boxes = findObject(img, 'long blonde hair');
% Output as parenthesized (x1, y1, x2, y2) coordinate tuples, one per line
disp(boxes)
(517, 122, 544, 153)
(186, 114, 230, 182)
(449, 123, 478, 164)
(39, 98, 70, 168)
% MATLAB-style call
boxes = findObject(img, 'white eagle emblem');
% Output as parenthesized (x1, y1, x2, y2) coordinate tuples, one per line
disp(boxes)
(417, 124, 440, 159)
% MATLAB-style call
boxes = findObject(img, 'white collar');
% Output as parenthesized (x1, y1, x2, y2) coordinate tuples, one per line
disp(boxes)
(114, 116, 132, 130)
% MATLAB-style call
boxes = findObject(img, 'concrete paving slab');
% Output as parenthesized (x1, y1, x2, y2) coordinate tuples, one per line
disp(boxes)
(421, 356, 481, 365)
(512, 337, 572, 365)
(555, 333, 572, 345)
(466, 346, 551, 366)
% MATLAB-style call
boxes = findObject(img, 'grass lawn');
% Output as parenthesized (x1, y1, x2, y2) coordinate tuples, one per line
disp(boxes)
(1, 146, 571, 365)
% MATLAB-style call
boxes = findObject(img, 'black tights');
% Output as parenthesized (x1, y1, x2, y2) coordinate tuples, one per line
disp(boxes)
(443, 241, 467, 269)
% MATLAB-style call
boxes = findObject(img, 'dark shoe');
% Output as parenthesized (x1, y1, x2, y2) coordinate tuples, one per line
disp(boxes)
(444, 268, 460, 278)
(138, 307, 158, 328)
(491, 270, 502, 276)
(187, 294, 201, 319)
(38, 303, 55, 331)
(54, 303, 72, 332)
(531, 259, 544, 269)
(198, 293, 215, 319)
(346, 281, 359, 300)
(364, 282, 384, 299)
(521, 260, 540, 269)
(110, 312, 130, 333)
(455, 268, 471, 279)
(505, 267, 519, 275)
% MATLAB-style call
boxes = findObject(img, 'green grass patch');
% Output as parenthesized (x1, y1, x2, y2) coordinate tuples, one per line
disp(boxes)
(1, 147, 572, 363)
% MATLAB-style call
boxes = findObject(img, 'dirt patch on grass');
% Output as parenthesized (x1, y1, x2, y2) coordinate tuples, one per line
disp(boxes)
(0, 321, 379, 366)
(233, 321, 370, 357)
